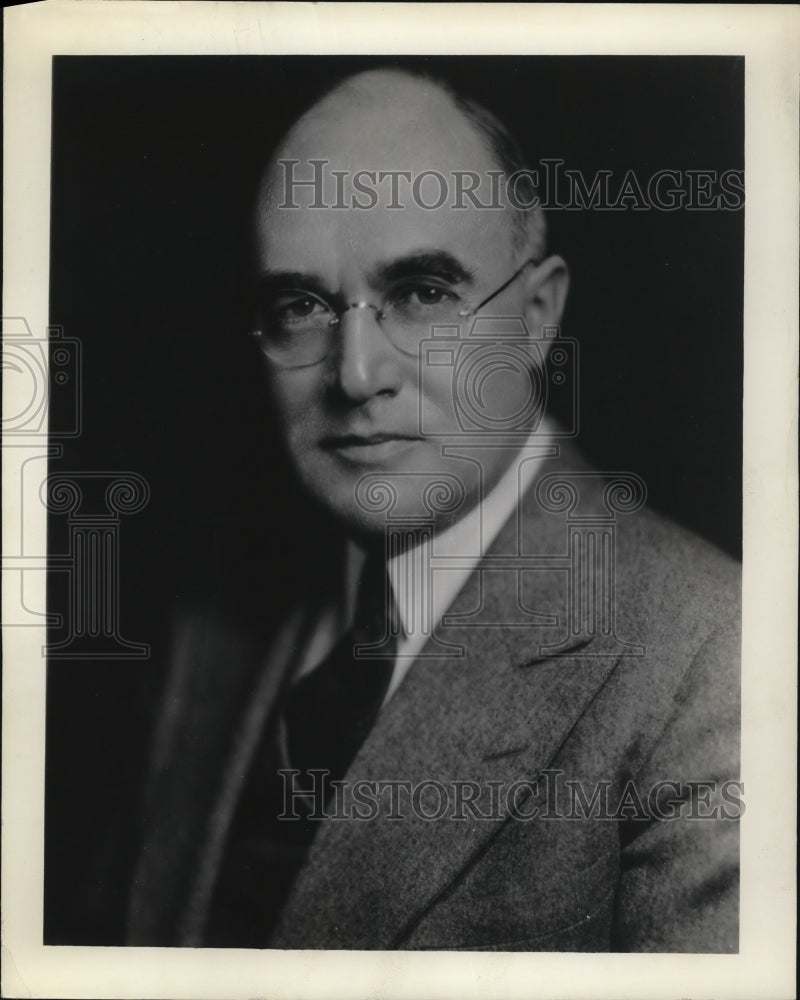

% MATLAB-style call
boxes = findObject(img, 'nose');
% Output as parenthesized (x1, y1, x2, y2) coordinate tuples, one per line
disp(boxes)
(332, 303, 404, 403)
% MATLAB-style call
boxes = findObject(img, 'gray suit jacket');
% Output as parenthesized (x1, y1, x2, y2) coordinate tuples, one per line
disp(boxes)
(127, 447, 740, 952)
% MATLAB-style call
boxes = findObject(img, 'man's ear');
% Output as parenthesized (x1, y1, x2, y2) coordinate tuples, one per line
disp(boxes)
(522, 255, 569, 342)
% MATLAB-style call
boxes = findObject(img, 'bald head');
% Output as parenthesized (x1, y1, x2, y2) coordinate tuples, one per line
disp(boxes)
(257, 67, 546, 259)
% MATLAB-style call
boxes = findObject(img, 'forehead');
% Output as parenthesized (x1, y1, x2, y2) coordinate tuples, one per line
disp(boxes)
(254, 78, 518, 282)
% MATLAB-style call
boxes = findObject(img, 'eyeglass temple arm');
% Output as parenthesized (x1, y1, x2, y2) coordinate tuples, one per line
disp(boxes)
(462, 257, 540, 317)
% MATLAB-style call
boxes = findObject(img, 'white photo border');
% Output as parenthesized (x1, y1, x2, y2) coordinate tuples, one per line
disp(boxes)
(3, 3, 797, 998)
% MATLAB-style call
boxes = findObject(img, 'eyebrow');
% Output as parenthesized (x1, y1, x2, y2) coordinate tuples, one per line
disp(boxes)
(255, 271, 336, 302)
(255, 251, 475, 301)
(372, 251, 475, 288)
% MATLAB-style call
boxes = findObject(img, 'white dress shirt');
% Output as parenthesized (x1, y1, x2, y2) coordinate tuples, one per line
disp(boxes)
(292, 421, 554, 704)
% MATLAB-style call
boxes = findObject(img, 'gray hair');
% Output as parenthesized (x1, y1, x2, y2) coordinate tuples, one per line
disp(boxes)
(442, 83, 547, 259)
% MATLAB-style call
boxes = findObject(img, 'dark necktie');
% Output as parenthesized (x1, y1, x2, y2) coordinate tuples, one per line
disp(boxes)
(204, 549, 398, 947)
(284, 547, 398, 795)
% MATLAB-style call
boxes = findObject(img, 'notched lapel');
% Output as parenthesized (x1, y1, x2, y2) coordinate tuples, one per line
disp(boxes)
(270, 532, 621, 950)
(271, 450, 634, 949)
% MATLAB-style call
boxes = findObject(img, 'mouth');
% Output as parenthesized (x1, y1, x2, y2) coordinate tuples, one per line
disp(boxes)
(321, 432, 423, 464)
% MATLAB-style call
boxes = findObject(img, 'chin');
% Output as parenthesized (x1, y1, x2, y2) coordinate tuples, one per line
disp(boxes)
(316, 478, 472, 546)
(292, 445, 480, 540)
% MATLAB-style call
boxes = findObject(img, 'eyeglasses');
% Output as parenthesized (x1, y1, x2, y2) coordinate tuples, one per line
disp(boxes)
(252, 258, 539, 369)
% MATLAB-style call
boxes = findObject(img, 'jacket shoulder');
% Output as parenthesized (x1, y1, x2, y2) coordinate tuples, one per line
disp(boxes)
(615, 504, 741, 643)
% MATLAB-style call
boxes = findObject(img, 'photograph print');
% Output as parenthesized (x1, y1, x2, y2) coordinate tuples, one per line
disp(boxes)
(41, 53, 744, 953)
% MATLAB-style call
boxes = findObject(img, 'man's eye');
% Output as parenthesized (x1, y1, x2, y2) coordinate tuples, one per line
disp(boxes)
(285, 298, 318, 318)
(394, 282, 457, 308)
(268, 293, 329, 324)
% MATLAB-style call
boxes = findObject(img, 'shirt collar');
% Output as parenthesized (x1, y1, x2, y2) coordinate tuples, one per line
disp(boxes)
(346, 419, 555, 640)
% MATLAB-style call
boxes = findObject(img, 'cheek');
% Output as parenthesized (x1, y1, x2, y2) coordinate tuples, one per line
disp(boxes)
(265, 369, 324, 442)
(418, 365, 459, 433)
(422, 344, 546, 438)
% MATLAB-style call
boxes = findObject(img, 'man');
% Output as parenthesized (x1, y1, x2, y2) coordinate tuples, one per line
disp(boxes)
(127, 68, 741, 951)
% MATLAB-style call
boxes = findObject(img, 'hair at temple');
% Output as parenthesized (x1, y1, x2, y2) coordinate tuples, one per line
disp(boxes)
(434, 78, 548, 259)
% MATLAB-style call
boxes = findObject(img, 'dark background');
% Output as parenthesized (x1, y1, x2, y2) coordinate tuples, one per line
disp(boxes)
(45, 56, 743, 943)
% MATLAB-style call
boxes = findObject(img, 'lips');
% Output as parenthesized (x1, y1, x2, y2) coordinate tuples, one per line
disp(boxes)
(321, 432, 422, 464)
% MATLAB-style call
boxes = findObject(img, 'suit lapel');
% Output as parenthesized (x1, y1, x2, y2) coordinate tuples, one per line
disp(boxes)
(132, 442, 626, 949)
(270, 451, 622, 949)
(127, 599, 321, 945)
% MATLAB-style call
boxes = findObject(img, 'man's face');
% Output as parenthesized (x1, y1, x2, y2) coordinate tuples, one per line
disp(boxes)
(254, 74, 567, 538)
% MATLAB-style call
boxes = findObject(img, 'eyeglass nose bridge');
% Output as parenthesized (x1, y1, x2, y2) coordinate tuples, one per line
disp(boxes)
(328, 299, 476, 329)
(328, 300, 387, 328)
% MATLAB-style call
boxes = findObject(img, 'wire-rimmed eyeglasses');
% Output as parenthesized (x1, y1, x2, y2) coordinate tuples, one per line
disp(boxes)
(252, 258, 539, 369)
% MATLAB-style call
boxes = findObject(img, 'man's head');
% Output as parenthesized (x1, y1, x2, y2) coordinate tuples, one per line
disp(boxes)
(252, 68, 568, 539)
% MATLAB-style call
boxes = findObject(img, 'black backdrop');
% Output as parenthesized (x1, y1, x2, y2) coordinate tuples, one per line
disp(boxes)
(45, 56, 743, 942)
